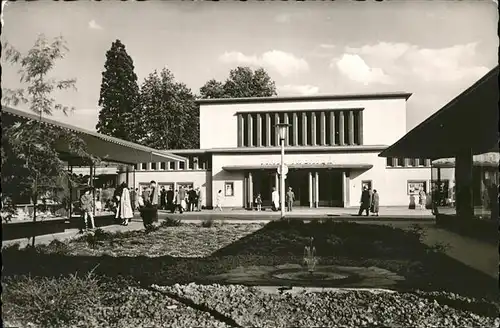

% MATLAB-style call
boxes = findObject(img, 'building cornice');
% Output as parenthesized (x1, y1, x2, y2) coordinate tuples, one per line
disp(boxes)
(164, 145, 388, 155)
(196, 92, 412, 105)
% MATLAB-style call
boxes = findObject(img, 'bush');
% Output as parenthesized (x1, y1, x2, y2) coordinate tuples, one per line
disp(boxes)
(201, 218, 214, 228)
(160, 217, 182, 227)
(2, 271, 102, 328)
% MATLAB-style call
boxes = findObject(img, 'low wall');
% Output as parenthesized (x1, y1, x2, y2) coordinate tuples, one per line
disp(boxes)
(2, 214, 117, 241)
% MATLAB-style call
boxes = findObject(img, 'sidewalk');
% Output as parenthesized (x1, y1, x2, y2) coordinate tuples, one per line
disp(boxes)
(160, 206, 434, 220)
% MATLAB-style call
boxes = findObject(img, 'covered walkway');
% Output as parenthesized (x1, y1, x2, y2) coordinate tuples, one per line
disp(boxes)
(379, 66, 499, 220)
(2, 106, 186, 227)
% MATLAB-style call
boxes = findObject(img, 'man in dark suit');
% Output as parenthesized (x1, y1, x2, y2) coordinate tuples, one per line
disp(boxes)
(166, 186, 175, 213)
(358, 186, 372, 216)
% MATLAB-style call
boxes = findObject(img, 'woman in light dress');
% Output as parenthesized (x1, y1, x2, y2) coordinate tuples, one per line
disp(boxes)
(419, 189, 427, 210)
(215, 190, 223, 211)
(115, 182, 134, 226)
(271, 187, 280, 211)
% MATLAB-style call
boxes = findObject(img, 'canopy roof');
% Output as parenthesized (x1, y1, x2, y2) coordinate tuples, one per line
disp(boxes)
(379, 66, 499, 159)
(432, 152, 499, 168)
(2, 106, 186, 165)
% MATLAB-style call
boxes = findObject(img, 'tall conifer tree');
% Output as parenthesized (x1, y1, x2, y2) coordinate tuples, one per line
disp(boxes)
(96, 40, 141, 141)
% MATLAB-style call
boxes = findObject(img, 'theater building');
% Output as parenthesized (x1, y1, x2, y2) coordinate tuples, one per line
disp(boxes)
(115, 92, 444, 209)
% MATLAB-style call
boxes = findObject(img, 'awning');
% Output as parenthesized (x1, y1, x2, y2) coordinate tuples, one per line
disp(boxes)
(379, 66, 499, 159)
(222, 164, 373, 171)
(2, 106, 186, 165)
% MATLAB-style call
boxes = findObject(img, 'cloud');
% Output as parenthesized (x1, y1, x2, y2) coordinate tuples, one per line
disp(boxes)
(333, 54, 393, 85)
(88, 19, 102, 30)
(1, 0, 9, 27)
(219, 50, 309, 77)
(333, 42, 490, 85)
(279, 84, 320, 96)
(275, 13, 291, 23)
(319, 44, 336, 49)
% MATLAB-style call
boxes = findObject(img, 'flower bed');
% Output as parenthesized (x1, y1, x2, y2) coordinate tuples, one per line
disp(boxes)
(153, 283, 499, 328)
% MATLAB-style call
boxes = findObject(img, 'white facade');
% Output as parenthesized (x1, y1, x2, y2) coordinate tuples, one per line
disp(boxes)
(117, 93, 447, 208)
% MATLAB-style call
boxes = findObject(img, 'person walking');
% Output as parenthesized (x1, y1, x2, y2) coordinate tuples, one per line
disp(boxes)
(286, 187, 295, 212)
(80, 187, 95, 230)
(215, 190, 223, 211)
(271, 187, 280, 211)
(117, 182, 133, 225)
(188, 186, 197, 212)
(255, 193, 263, 211)
(166, 186, 175, 213)
(371, 189, 380, 216)
(419, 189, 427, 210)
(160, 186, 167, 210)
(358, 186, 372, 216)
(177, 186, 186, 214)
(196, 187, 203, 211)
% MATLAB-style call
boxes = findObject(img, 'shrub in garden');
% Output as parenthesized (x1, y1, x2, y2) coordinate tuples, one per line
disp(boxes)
(201, 218, 215, 228)
(160, 217, 182, 227)
(2, 272, 102, 328)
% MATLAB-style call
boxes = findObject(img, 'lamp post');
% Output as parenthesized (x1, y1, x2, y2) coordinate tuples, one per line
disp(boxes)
(276, 123, 291, 219)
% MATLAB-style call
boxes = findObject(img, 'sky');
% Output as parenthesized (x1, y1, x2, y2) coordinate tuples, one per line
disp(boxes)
(1, 0, 498, 132)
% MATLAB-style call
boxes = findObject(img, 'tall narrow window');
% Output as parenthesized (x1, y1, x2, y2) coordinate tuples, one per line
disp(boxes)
(261, 114, 267, 147)
(242, 114, 249, 147)
(386, 157, 393, 167)
(315, 111, 321, 145)
(334, 112, 340, 145)
(179, 161, 185, 170)
(297, 112, 304, 146)
(251, 114, 258, 147)
(270, 114, 277, 146)
(307, 112, 314, 146)
(160, 162, 166, 170)
(353, 111, 360, 145)
(188, 156, 194, 169)
(169, 161, 175, 170)
(343, 111, 350, 145)
(287, 113, 294, 145)
(325, 111, 331, 146)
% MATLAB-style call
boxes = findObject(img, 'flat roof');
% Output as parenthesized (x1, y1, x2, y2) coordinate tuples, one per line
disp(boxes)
(379, 66, 499, 159)
(165, 145, 388, 155)
(196, 92, 412, 105)
(2, 106, 186, 165)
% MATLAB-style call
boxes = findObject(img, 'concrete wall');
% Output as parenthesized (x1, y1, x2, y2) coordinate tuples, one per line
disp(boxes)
(211, 152, 438, 208)
(199, 98, 407, 149)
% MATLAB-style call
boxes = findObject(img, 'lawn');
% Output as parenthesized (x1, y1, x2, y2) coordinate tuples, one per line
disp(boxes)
(2, 219, 499, 327)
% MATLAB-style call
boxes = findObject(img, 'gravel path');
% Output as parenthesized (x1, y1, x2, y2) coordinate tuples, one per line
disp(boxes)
(153, 283, 499, 328)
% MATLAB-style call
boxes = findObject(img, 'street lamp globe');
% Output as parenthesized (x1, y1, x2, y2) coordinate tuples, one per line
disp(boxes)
(276, 123, 291, 140)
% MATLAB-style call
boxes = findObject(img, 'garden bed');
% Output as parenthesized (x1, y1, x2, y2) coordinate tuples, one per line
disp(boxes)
(2, 219, 499, 327)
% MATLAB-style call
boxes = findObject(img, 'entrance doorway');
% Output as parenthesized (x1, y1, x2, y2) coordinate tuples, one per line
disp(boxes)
(252, 170, 274, 206)
(286, 170, 310, 206)
(318, 170, 343, 207)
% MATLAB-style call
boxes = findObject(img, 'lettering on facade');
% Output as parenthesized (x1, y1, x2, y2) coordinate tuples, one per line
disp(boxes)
(260, 161, 335, 166)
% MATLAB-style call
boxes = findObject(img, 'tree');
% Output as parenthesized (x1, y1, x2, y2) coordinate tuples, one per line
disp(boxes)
(199, 66, 277, 99)
(138, 68, 199, 149)
(96, 39, 141, 141)
(1, 34, 91, 229)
